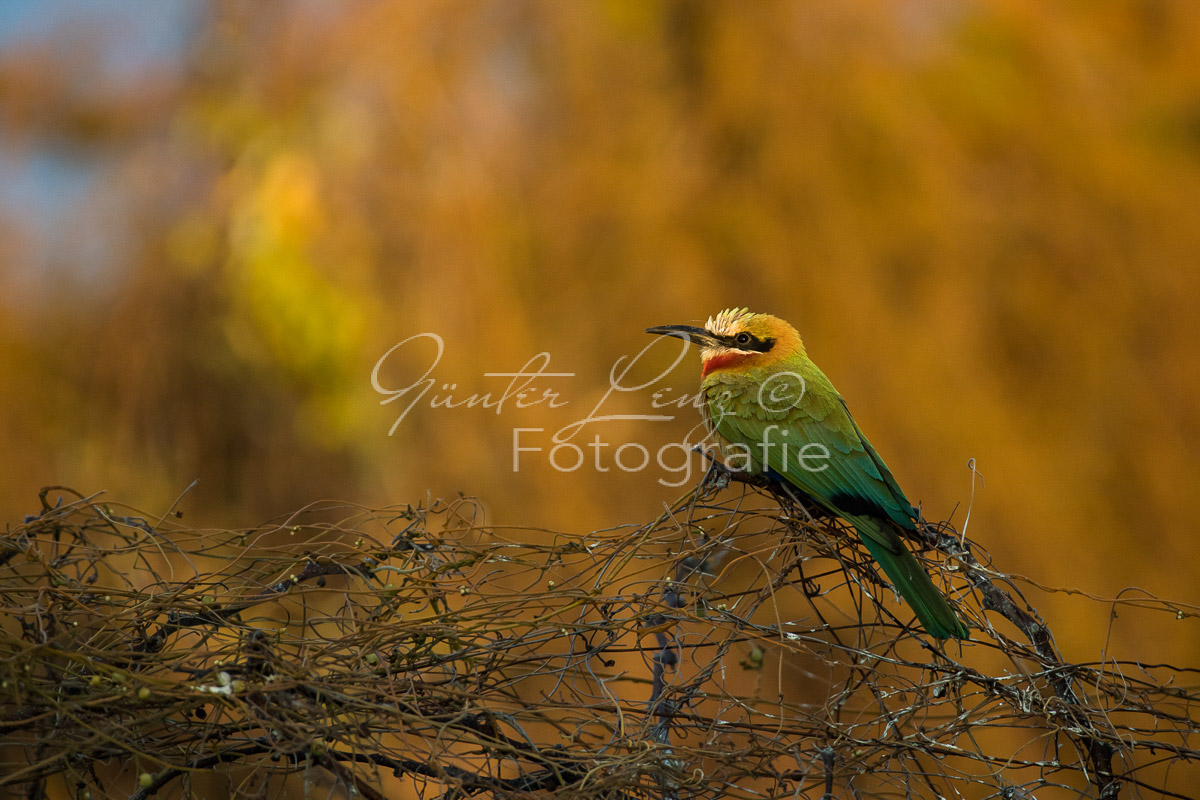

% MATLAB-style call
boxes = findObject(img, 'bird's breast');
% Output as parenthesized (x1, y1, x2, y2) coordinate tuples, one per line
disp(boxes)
(702, 369, 808, 424)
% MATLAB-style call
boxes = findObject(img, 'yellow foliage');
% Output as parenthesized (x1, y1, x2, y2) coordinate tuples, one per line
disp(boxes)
(0, 7, 1198, 787)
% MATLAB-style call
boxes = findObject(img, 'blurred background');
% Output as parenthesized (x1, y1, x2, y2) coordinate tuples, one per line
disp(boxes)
(1, 0, 1198, 682)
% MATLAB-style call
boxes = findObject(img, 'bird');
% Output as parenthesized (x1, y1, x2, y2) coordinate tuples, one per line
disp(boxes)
(646, 307, 968, 640)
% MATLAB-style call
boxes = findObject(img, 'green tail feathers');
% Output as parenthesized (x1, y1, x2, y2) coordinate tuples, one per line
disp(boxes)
(856, 523, 969, 640)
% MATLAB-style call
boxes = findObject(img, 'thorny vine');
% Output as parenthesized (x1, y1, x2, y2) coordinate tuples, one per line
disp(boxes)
(0, 480, 1197, 799)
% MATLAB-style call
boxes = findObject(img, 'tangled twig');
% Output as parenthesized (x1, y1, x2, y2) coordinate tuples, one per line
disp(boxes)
(0, 485, 1195, 799)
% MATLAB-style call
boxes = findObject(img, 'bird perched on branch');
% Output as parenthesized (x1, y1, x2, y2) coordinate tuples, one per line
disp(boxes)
(647, 308, 968, 640)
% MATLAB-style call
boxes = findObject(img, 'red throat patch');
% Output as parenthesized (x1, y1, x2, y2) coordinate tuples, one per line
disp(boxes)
(701, 351, 753, 378)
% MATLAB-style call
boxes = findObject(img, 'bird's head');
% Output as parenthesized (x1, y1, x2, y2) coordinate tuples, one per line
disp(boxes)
(646, 308, 803, 379)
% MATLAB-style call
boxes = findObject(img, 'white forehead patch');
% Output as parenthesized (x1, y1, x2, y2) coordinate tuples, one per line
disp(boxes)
(705, 307, 755, 336)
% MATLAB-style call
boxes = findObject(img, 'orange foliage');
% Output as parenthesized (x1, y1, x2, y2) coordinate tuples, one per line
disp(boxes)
(1, 2, 1199, 793)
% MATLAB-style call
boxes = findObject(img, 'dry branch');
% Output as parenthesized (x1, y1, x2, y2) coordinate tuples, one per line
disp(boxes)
(0, 484, 1196, 799)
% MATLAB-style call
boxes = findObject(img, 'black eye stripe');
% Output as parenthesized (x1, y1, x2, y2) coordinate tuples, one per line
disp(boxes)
(721, 333, 775, 352)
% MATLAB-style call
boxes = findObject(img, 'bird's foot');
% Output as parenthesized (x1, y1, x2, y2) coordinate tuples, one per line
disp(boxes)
(695, 446, 772, 491)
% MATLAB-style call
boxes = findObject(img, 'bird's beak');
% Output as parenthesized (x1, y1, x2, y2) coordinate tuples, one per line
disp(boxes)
(645, 324, 720, 348)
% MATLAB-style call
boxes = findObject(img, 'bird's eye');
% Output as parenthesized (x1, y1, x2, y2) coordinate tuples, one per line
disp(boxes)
(735, 332, 752, 346)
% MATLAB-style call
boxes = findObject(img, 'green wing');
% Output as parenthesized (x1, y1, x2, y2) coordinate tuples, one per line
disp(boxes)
(707, 367, 968, 639)
(708, 367, 915, 531)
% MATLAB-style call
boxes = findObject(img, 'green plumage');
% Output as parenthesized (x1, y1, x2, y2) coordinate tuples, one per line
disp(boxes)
(704, 357, 968, 640)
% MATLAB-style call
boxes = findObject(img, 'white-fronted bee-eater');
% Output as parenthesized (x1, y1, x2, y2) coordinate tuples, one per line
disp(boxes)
(648, 307, 968, 640)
